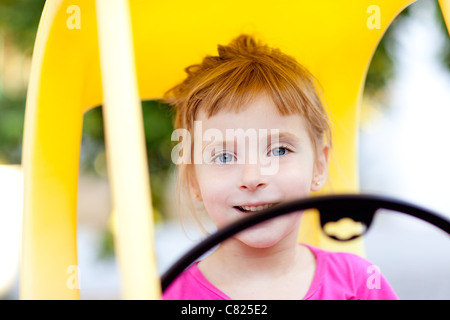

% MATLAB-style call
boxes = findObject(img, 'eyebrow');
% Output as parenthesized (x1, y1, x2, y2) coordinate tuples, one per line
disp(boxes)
(273, 132, 300, 141)
(201, 131, 301, 152)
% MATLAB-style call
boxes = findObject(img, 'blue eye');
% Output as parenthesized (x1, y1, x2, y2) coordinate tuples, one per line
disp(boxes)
(270, 147, 289, 157)
(214, 153, 235, 163)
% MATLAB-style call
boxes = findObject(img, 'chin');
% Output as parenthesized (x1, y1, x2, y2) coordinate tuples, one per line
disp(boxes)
(237, 237, 282, 249)
(234, 212, 302, 248)
(234, 222, 290, 248)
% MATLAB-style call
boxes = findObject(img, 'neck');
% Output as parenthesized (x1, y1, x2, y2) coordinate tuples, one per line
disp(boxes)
(203, 228, 302, 279)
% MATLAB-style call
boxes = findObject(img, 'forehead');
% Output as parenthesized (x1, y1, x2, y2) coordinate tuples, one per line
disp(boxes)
(195, 95, 309, 135)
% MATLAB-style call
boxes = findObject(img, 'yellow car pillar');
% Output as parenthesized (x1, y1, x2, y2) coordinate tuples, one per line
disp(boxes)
(439, 0, 450, 34)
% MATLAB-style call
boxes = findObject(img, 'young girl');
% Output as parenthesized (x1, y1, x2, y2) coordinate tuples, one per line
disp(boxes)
(162, 35, 398, 300)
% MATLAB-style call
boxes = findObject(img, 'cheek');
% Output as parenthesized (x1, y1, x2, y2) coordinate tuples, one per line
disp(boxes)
(195, 167, 235, 223)
(275, 162, 314, 199)
(196, 167, 231, 199)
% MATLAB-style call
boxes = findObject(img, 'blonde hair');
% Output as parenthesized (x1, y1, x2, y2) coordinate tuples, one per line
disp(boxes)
(164, 34, 331, 230)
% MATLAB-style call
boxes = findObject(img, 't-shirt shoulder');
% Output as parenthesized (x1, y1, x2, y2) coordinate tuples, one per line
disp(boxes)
(163, 262, 230, 300)
(304, 244, 398, 300)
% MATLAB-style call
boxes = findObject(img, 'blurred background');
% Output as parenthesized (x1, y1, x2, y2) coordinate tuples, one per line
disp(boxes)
(0, 0, 449, 299)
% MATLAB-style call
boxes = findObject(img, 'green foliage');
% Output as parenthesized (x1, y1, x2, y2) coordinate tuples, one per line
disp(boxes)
(81, 101, 176, 218)
(0, 0, 46, 163)
(364, 7, 411, 98)
(98, 226, 115, 260)
(0, 95, 25, 164)
(0, 0, 46, 52)
(364, 35, 395, 97)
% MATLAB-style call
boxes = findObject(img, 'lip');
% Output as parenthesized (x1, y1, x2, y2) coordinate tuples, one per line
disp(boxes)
(233, 206, 256, 216)
(233, 202, 280, 214)
(235, 202, 279, 207)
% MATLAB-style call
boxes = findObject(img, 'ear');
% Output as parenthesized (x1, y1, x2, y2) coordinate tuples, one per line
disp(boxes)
(310, 142, 330, 192)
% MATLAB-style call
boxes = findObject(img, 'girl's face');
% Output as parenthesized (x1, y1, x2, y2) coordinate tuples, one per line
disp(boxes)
(190, 95, 329, 248)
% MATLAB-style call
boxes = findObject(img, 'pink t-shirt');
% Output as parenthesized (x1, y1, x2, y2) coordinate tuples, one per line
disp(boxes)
(163, 244, 398, 300)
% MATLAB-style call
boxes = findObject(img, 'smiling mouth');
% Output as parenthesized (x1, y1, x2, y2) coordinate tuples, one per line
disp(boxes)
(234, 203, 279, 213)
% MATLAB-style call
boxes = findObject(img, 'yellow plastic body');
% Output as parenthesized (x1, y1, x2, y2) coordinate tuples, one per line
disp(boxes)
(21, 0, 435, 299)
(440, 0, 450, 34)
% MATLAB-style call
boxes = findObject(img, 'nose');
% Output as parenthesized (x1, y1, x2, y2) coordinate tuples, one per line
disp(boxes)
(238, 163, 267, 192)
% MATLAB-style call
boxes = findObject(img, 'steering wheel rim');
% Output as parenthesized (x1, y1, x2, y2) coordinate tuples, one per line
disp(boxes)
(161, 194, 450, 292)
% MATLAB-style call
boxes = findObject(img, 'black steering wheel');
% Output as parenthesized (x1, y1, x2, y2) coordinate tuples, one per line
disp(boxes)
(161, 194, 450, 292)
